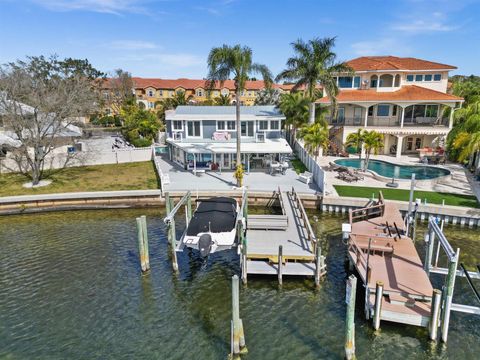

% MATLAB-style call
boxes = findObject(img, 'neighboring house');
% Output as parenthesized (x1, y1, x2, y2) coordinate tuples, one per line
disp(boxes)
(100, 77, 313, 114)
(317, 56, 464, 158)
(164, 105, 292, 171)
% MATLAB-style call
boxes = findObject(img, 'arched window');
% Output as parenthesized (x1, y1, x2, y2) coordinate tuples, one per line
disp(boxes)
(370, 75, 378, 88)
(379, 74, 394, 87)
(394, 74, 400, 87)
(196, 88, 204, 97)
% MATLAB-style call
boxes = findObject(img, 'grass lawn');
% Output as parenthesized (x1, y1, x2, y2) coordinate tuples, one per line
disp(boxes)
(291, 158, 308, 174)
(334, 185, 479, 209)
(0, 161, 159, 197)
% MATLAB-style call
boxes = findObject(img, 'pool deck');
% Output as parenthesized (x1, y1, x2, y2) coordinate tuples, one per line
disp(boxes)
(318, 155, 477, 200)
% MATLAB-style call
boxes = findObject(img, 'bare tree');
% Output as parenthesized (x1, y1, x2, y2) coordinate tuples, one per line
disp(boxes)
(0, 55, 101, 185)
(101, 69, 134, 115)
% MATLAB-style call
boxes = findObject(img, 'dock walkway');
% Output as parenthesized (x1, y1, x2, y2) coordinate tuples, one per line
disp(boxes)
(245, 188, 324, 277)
(347, 196, 434, 327)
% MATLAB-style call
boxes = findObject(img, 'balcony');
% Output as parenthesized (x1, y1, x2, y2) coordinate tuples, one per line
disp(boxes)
(326, 116, 449, 128)
(326, 117, 364, 126)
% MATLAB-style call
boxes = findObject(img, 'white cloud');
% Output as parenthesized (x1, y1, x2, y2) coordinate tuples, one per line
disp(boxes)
(119, 53, 204, 68)
(351, 38, 412, 57)
(30, 0, 148, 15)
(391, 20, 458, 33)
(108, 40, 158, 50)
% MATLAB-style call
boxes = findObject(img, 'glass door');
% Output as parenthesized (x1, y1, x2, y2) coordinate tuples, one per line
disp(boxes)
(241, 121, 254, 137)
(353, 107, 362, 125)
(223, 153, 230, 169)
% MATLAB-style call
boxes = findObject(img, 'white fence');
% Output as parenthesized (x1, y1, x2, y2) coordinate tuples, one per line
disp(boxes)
(295, 140, 326, 195)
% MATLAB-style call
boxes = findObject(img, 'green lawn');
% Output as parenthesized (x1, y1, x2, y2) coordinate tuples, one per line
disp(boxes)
(291, 158, 308, 174)
(0, 161, 159, 197)
(334, 185, 479, 209)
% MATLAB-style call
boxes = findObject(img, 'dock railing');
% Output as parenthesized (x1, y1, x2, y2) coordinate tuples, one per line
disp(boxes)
(291, 187, 317, 252)
(276, 186, 287, 218)
(349, 193, 385, 225)
(348, 237, 372, 283)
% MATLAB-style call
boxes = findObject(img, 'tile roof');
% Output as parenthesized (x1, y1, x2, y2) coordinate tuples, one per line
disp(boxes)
(316, 85, 463, 104)
(347, 56, 457, 71)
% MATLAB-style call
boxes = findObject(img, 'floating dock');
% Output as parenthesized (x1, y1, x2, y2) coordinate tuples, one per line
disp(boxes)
(346, 194, 433, 327)
(242, 187, 326, 279)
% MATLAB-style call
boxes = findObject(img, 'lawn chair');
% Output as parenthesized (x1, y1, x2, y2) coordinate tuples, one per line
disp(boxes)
(299, 171, 313, 184)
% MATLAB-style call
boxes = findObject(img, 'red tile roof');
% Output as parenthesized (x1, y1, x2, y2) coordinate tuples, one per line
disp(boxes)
(347, 56, 457, 71)
(316, 85, 463, 104)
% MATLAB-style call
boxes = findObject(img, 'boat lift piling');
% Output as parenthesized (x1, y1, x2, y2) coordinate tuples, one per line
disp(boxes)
(345, 274, 357, 360)
(136, 215, 150, 273)
(230, 275, 247, 359)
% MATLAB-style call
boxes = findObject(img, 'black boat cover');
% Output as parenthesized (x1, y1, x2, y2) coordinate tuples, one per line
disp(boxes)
(186, 197, 237, 235)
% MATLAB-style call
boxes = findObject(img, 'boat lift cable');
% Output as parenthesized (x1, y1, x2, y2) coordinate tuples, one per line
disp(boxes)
(460, 263, 480, 304)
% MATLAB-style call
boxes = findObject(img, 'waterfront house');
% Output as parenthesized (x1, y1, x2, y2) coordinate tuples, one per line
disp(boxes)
(164, 105, 292, 172)
(317, 56, 464, 158)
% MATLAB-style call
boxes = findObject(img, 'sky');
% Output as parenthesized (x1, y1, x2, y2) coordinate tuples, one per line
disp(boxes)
(0, 0, 479, 79)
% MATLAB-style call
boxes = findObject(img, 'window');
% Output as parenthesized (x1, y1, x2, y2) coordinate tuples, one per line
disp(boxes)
(426, 105, 439, 118)
(148, 102, 154, 109)
(424, 74, 432, 81)
(370, 75, 378, 87)
(187, 121, 201, 137)
(392, 105, 397, 116)
(270, 120, 280, 130)
(213, 91, 219, 97)
(259, 120, 268, 130)
(376, 104, 390, 117)
(169, 91, 174, 97)
(433, 74, 442, 81)
(196, 89, 204, 97)
(354, 76, 361, 88)
(217, 121, 225, 130)
(227, 121, 236, 130)
(148, 89, 154, 97)
(338, 76, 353, 88)
(415, 74, 423, 82)
(241, 121, 254, 137)
(172, 120, 182, 131)
(159, 90, 164, 96)
(368, 106, 374, 116)
(406, 75, 414, 82)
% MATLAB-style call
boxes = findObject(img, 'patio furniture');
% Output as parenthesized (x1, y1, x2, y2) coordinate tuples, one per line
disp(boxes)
(212, 131, 230, 141)
(299, 171, 313, 184)
(269, 161, 281, 175)
(280, 161, 289, 175)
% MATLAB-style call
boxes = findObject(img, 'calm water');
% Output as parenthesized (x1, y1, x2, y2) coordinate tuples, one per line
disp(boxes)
(0, 209, 479, 359)
(334, 159, 451, 180)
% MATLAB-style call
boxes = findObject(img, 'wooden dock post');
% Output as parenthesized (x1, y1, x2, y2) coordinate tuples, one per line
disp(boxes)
(140, 215, 150, 271)
(345, 274, 357, 360)
(278, 245, 283, 286)
(136, 217, 150, 273)
(373, 281, 384, 330)
(230, 275, 247, 358)
(315, 243, 322, 288)
(241, 253, 247, 285)
(429, 289, 442, 341)
(441, 248, 460, 343)
(165, 192, 179, 273)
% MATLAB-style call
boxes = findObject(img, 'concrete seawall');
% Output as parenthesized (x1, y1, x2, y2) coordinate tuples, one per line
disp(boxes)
(1, 190, 479, 227)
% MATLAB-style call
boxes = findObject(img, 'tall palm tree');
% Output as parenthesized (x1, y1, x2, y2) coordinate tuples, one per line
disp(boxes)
(162, 90, 190, 110)
(345, 129, 365, 159)
(298, 121, 329, 161)
(362, 130, 384, 171)
(276, 37, 352, 123)
(451, 100, 480, 161)
(278, 92, 310, 144)
(207, 44, 273, 185)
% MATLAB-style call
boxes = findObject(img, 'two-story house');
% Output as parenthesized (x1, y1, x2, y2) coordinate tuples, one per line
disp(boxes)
(164, 106, 291, 172)
(317, 56, 464, 158)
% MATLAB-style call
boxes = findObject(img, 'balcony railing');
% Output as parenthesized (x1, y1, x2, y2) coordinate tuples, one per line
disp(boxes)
(326, 117, 364, 126)
(327, 116, 449, 127)
(403, 117, 449, 127)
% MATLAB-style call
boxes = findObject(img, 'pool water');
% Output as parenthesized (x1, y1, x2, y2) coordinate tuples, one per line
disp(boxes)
(334, 159, 451, 180)
(0, 209, 479, 359)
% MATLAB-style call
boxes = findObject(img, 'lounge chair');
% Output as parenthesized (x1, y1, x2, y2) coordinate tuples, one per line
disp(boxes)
(299, 171, 313, 184)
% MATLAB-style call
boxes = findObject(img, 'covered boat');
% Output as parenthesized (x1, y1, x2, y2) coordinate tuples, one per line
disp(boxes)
(183, 197, 239, 256)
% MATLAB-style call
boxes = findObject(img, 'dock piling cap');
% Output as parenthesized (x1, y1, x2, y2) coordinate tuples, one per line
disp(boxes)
(342, 223, 352, 233)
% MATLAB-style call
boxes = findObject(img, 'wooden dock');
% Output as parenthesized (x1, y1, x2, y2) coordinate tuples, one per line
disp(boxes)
(346, 194, 434, 327)
(243, 188, 326, 279)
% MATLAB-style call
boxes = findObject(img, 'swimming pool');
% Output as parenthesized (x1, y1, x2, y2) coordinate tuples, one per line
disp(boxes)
(334, 158, 451, 180)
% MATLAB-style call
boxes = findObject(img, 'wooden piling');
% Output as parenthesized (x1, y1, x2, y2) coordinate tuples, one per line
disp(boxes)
(136, 217, 149, 273)
(441, 248, 460, 343)
(165, 192, 179, 273)
(140, 215, 150, 271)
(315, 243, 322, 288)
(373, 281, 384, 330)
(231, 275, 247, 358)
(241, 253, 247, 285)
(278, 245, 283, 286)
(429, 289, 442, 341)
(345, 275, 357, 360)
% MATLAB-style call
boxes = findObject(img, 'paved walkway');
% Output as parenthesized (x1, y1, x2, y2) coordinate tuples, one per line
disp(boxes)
(317, 154, 477, 200)
(156, 156, 320, 194)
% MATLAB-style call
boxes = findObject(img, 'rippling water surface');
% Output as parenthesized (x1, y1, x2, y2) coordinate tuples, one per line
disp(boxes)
(0, 209, 479, 359)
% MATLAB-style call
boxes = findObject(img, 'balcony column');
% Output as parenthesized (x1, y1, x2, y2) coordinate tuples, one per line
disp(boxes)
(364, 107, 368, 128)
(396, 136, 404, 159)
(400, 106, 405, 128)
(448, 106, 455, 129)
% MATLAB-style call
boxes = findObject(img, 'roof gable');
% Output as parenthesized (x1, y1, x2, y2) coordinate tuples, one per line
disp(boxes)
(347, 56, 457, 71)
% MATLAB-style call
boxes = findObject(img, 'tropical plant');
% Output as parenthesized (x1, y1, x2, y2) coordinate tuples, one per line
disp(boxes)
(162, 90, 191, 110)
(121, 103, 161, 147)
(276, 37, 352, 123)
(362, 130, 384, 171)
(345, 129, 365, 159)
(278, 92, 310, 143)
(233, 164, 244, 187)
(298, 121, 329, 161)
(450, 100, 480, 161)
(254, 88, 282, 105)
(214, 93, 231, 105)
(206, 44, 273, 186)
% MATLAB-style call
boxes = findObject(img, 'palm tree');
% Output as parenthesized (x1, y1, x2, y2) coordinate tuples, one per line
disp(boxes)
(276, 37, 352, 123)
(362, 130, 384, 171)
(214, 93, 231, 105)
(207, 44, 273, 186)
(162, 90, 190, 110)
(254, 88, 282, 105)
(345, 129, 365, 159)
(451, 100, 480, 162)
(278, 92, 310, 144)
(298, 121, 329, 161)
